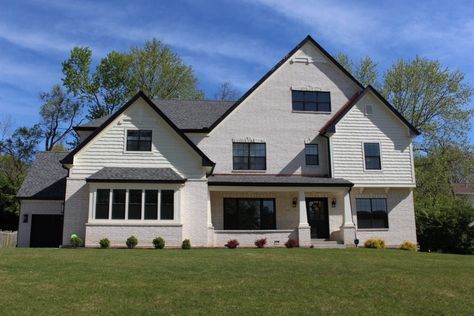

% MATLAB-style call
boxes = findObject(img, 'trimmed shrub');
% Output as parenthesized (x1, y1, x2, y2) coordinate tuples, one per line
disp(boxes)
(285, 239, 299, 248)
(364, 238, 386, 249)
(225, 239, 239, 249)
(70, 234, 82, 248)
(400, 240, 417, 251)
(182, 239, 191, 250)
(153, 237, 165, 249)
(416, 200, 474, 254)
(99, 238, 110, 249)
(126, 236, 138, 249)
(254, 238, 267, 248)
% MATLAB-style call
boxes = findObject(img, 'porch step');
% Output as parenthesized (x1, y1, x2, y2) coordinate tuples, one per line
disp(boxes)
(311, 239, 346, 249)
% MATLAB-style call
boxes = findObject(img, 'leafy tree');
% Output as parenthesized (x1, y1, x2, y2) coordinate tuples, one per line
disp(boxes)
(214, 82, 240, 101)
(415, 145, 474, 209)
(62, 39, 203, 119)
(0, 126, 42, 225)
(39, 84, 81, 151)
(335, 53, 379, 88)
(129, 39, 204, 100)
(383, 56, 473, 145)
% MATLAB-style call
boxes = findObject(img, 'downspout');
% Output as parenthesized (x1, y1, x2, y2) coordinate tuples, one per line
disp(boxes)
(322, 134, 332, 178)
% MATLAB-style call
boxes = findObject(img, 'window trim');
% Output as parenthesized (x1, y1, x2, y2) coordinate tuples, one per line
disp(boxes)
(124, 129, 153, 152)
(90, 184, 180, 223)
(232, 142, 267, 171)
(223, 197, 276, 230)
(305, 143, 319, 166)
(291, 90, 331, 113)
(355, 198, 389, 229)
(362, 141, 383, 171)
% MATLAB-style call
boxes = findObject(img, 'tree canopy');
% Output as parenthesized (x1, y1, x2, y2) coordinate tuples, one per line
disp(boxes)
(62, 39, 204, 119)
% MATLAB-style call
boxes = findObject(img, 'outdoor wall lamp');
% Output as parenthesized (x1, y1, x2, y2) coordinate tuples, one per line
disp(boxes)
(292, 197, 297, 208)
(23, 214, 28, 223)
(331, 198, 337, 208)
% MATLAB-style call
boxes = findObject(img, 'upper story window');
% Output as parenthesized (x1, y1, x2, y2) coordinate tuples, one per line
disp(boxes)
(292, 90, 331, 112)
(126, 130, 152, 151)
(305, 144, 319, 165)
(364, 143, 381, 170)
(233, 142, 266, 170)
(356, 198, 388, 229)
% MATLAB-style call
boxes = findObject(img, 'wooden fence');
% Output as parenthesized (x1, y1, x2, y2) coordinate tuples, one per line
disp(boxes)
(0, 230, 17, 248)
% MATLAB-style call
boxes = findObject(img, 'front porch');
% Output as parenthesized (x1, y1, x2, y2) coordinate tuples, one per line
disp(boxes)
(208, 178, 356, 247)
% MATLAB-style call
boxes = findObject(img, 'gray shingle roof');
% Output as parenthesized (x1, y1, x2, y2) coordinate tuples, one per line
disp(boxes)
(76, 99, 235, 131)
(17, 151, 68, 199)
(208, 174, 353, 187)
(86, 167, 186, 183)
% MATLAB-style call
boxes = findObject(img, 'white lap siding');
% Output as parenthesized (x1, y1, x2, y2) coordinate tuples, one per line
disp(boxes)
(331, 92, 415, 186)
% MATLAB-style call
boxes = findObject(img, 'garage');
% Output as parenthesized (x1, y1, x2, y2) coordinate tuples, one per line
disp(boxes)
(30, 215, 63, 247)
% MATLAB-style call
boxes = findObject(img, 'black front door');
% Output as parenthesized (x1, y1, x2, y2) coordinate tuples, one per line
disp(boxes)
(30, 215, 63, 247)
(306, 198, 329, 239)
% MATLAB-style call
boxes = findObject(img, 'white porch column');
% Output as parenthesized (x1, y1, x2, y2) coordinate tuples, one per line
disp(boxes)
(206, 189, 214, 247)
(297, 191, 311, 247)
(341, 189, 356, 246)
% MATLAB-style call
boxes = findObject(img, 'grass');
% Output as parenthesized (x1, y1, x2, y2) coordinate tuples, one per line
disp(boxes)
(0, 248, 473, 315)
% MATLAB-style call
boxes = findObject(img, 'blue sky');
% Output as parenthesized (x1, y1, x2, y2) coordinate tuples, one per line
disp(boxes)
(0, 0, 473, 143)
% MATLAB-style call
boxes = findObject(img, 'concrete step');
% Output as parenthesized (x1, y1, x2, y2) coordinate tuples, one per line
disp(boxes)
(311, 239, 346, 249)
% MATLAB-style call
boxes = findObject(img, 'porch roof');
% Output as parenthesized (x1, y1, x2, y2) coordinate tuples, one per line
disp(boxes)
(86, 167, 186, 183)
(207, 174, 353, 187)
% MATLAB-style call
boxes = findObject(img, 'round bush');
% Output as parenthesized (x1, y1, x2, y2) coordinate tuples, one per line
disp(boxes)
(364, 238, 386, 249)
(99, 238, 110, 249)
(126, 236, 138, 249)
(181, 239, 191, 250)
(225, 239, 239, 249)
(254, 238, 267, 248)
(70, 234, 82, 248)
(400, 240, 417, 251)
(285, 239, 299, 248)
(153, 237, 165, 249)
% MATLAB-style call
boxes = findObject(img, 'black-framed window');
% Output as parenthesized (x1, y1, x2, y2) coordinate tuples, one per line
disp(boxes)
(364, 143, 381, 170)
(112, 189, 126, 219)
(232, 143, 266, 170)
(144, 190, 158, 220)
(128, 190, 142, 220)
(224, 198, 276, 230)
(160, 190, 174, 220)
(126, 130, 152, 151)
(305, 144, 319, 165)
(96, 189, 110, 219)
(292, 90, 331, 112)
(356, 198, 388, 229)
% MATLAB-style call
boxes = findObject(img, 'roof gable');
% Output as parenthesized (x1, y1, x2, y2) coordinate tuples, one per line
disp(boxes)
(206, 35, 365, 131)
(61, 91, 215, 167)
(319, 85, 420, 136)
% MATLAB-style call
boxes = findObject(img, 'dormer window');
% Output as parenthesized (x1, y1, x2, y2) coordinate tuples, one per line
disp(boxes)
(126, 130, 152, 151)
(292, 90, 331, 112)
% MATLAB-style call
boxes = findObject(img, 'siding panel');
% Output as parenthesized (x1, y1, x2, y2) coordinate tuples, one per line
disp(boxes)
(332, 93, 415, 185)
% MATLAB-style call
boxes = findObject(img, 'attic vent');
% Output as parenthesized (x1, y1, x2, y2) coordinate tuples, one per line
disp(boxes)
(292, 56, 311, 64)
(365, 104, 374, 116)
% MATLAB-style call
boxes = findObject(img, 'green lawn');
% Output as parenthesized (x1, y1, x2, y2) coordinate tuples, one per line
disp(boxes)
(0, 248, 472, 315)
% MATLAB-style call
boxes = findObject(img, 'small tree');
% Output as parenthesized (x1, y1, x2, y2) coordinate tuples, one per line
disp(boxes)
(39, 84, 81, 151)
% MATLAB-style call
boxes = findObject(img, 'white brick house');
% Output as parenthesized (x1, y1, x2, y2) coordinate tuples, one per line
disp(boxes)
(17, 35, 419, 248)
